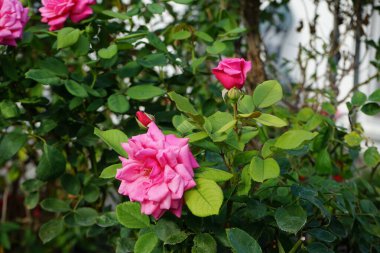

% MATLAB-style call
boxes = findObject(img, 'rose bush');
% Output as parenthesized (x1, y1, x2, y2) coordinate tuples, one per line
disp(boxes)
(1, 1, 380, 253)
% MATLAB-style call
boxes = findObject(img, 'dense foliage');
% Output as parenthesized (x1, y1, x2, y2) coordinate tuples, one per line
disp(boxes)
(1, 0, 380, 253)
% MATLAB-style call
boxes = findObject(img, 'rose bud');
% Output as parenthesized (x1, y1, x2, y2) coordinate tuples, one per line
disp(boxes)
(212, 58, 252, 90)
(136, 111, 154, 128)
(333, 175, 344, 182)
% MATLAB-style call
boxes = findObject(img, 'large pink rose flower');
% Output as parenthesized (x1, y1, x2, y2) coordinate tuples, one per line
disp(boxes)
(115, 122, 198, 219)
(39, 0, 96, 31)
(212, 58, 252, 90)
(0, 0, 29, 46)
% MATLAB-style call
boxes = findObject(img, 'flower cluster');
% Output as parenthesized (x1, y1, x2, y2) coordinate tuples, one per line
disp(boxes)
(115, 122, 199, 219)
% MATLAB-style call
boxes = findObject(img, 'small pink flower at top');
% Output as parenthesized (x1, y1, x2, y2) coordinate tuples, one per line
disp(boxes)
(0, 0, 29, 46)
(136, 111, 154, 128)
(212, 58, 252, 90)
(39, 0, 96, 31)
(115, 122, 199, 219)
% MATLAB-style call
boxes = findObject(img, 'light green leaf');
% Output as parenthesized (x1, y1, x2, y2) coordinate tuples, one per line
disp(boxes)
(172, 30, 191, 40)
(368, 89, 380, 102)
(237, 165, 251, 196)
(39, 219, 64, 244)
(238, 95, 255, 114)
(344, 131, 362, 147)
(226, 228, 262, 253)
(186, 132, 208, 143)
(127, 85, 165, 100)
(206, 41, 226, 54)
(98, 44, 118, 59)
(102, 10, 130, 20)
(252, 80, 283, 108)
(173, 0, 194, 4)
(168, 91, 199, 115)
(107, 94, 130, 113)
(275, 130, 318, 150)
(134, 232, 158, 253)
(99, 163, 121, 179)
(25, 192, 39, 209)
(36, 144, 66, 181)
(254, 113, 287, 127)
(351, 91, 367, 106)
(250, 156, 280, 183)
(195, 167, 233, 182)
(275, 205, 307, 234)
(195, 31, 213, 42)
(116, 202, 150, 228)
(147, 3, 165, 14)
(94, 128, 129, 157)
(57, 27, 81, 49)
(184, 178, 223, 217)
(364, 147, 380, 167)
(65, 80, 88, 98)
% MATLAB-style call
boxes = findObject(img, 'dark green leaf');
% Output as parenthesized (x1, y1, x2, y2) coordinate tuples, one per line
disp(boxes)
(274, 205, 307, 234)
(134, 232, 159, 253)
(192, 233, 217, 253)
(36, 144, 66, 181)
(65, 80, 88, 98)
(39, 219, 64, 244)
(226, 228, 262, 253)
(107, 94, 130, 113)
(0, 131, 27, 164)
(361, 103, 380, 115)
(127, 85, 165, 100)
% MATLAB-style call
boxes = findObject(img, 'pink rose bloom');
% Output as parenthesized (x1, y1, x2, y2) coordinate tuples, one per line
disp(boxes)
(116, 122, 198, 219)
(39, 0, 96, 31)
(212, 58, 252, 90)
(0, 0, 29, 46)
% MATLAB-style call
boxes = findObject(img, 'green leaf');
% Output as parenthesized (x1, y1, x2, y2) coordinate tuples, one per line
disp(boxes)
(254, 113, 287, 127)
(57, 27, 81, 49)
(98, 44, 118, 59)
(261, 139, 275, 158)
(153, 219, 188, 245)
(127, 85, 165, 100)
(275, 205, 307, 234)
(192, 233, 217, 253)
(21, 179, 44, 192)
(249, 156, 280, 183)
(364, 147, 380, 167)
(344, 131, 362, 147)
(168, 91, 199, 115)
(25, 69, 60, 86)
(101, 10, 129, 20)
(100, 163, 121, 179)
(307, 228, 337, 243)
(147, 32, 167, 52)
(0, 131, 27, 164)
(0, 100, 19, 119)
(238, 95, 255, 114)
(195, 167, 233, 182)
(315, 149, 332, 174)
(25, 192, 39, 209)
(65, 80, 88, 98)
(107, 94, 130, 113)
(94, 128, 129, 157)
(368, 89, 380, 102)
(206, 41, 226, 54)
(73, 34, 90, 56)
(252, 80, 283, 108)
(97, 212, 118, 228)
(137, 53, 167, 68)
(40, 198, 71, 213)
(61, 174, 81, 195)
(361, 102, 380, 116)
(307, 242, 334, 253)
(237, 165, 251, 196)
(186, 132, 208, 143)
(172, 30, 191, 40)
(83, 184, 100, 203)
(39, 57, 68, 77)
(275, 130, 318, 150)
(36, 144, 66, 181)
(173, 0, 194, 4)
(184, 178, 223, 217)
(39, 219, 64, 244)
(195, 31, 213, 43)
(351, 91, 367, 106)
(134, 232, 158, 253)
(74, 207, 98, 226)
(226, 228, 262, 253)
(116, 202, 150, 228)
(147, 3, 165, 14)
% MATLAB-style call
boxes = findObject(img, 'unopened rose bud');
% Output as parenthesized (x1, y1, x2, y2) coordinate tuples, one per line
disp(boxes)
(227, 87, 242, 103)
(136, 111, 154, 128)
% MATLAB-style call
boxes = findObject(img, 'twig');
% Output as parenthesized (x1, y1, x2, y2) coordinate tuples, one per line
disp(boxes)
(338, 73, 379, 104)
